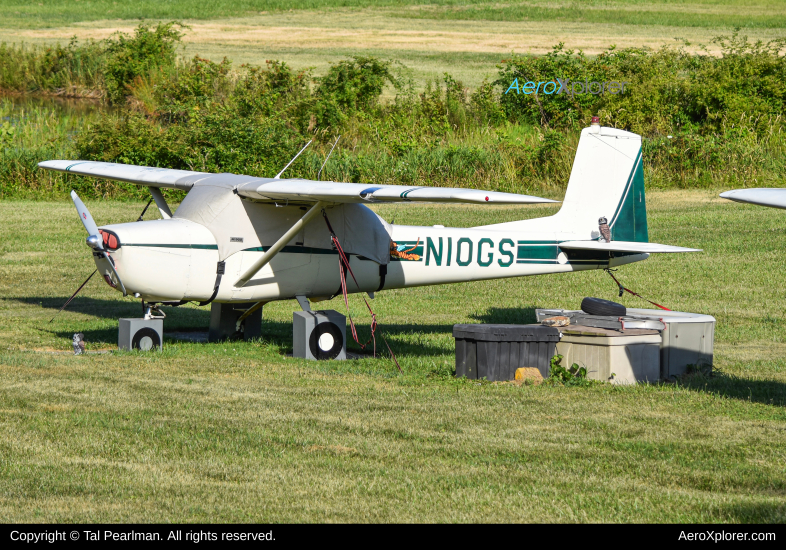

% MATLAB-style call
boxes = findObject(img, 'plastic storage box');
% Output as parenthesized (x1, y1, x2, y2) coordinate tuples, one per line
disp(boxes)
(626, 308, 715, 378)
(536, 308, 716, 379)
(555, 325, 661, 384)
(453, 324, 560, 381)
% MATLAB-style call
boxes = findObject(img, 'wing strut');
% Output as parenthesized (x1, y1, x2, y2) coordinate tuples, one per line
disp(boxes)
(148, 187, 172, 219)
(234, 201, 327, 288)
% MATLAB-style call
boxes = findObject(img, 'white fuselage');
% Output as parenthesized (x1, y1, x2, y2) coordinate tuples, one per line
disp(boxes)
(98, 216, 646, 304)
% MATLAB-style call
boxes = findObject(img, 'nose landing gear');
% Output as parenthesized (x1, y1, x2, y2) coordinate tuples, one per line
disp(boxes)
(141, 300, 166, 321)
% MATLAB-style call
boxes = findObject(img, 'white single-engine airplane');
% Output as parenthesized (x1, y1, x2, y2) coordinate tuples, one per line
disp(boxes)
(40, 122, 699, 317)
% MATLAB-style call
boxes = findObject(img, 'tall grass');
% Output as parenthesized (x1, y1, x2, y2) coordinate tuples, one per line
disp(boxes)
(0, 98, 113, 199)
(0, 39, 106, 97)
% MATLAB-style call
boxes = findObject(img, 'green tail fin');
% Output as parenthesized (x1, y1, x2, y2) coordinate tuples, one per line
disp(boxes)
(610, 151, 648, 243)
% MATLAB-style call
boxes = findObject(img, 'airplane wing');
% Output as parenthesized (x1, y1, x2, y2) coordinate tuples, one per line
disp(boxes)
(233, 179, 556, 205)
(720, 188, 786, 210)
(38, 160, 557, 205)
(37, 160, 209, 190)
(559, 241, 701, 253)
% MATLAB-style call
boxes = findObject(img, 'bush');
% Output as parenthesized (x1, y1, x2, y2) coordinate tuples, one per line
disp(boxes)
(104, 22, 185, 104)
(313, 56, 402, 128)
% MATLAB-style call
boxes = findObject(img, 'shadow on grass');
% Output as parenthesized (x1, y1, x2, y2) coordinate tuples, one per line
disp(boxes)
(470, 306, 538, 324)
(677, 371, 786, 408)
(21, 295, 458, 356)
(19, 296, 209, 326)
(720, 500, 786, 523)
(27, 298, 786, 403)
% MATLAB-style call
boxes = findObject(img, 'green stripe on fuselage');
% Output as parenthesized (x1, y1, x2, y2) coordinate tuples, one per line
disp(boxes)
(123, 243, 218, 250)
(517, 241, 558, 261)
(121, 239, 640, 267)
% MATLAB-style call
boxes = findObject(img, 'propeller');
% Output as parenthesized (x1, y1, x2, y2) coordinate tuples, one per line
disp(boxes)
(70, 190, 127, 296)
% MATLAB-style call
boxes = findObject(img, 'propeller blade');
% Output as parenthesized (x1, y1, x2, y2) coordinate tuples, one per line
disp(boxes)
(70, 190, 128, 296)
(49, 269, 97, 323)
(70, 190, 101, 238)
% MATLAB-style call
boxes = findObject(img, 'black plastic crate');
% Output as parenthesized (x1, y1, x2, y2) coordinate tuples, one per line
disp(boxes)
(453, 324, 560, 381)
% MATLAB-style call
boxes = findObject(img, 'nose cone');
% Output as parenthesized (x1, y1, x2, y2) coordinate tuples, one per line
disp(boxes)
(86, 234, 102, 250)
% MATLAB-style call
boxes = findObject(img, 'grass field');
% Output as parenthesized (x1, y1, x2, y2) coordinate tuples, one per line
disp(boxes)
(0, 1, 784, 88)
(1, 191, 785, 522)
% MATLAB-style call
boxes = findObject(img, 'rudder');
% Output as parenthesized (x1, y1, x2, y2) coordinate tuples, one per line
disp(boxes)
(552, 125, 648, 243)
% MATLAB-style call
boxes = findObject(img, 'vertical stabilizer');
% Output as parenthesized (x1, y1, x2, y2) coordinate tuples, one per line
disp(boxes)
(477, 125, 648, 242)
(555, 126, 648, 242)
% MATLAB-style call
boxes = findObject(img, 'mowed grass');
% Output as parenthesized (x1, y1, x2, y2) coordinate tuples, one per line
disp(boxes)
(0, 191, 785, 523)
(0, 0, 783, 29)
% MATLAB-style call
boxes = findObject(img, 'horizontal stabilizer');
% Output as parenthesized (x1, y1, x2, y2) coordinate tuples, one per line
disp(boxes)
(720, 188, 786, 210)
(559, 240, 701, 253)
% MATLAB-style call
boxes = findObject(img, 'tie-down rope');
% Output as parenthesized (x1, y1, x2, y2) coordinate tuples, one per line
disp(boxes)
(322, 209, 402, 373)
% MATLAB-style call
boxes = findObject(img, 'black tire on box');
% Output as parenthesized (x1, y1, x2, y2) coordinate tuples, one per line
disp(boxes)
(309, 322, 343, 360)
(131, 327, 161, 350)
(580, 296, 626, 317)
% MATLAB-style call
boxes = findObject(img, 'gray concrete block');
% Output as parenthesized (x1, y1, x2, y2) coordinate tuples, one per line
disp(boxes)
(293, 310, 346, 360)
(119, 318, 163, 351)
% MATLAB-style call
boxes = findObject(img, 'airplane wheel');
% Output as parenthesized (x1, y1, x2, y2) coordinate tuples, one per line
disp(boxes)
(309, 322, 344, 360)
(131, 327, 161, 351)
(581, 297, 626, 317)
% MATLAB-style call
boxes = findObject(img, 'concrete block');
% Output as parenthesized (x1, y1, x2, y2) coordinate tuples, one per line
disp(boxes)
(293, 310, 346, 360)
(119, 318, 163, 351)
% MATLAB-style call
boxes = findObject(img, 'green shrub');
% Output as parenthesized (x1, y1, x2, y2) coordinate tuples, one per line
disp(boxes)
(496, 33, 786, 139)
(313, 56, 402, 128)
(547, 354, 593, 386)
(103, 22, 185, 104)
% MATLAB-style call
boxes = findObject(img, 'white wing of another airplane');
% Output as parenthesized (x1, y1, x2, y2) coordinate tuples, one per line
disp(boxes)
(38, 160, 557, 205)
(720, 188, 786, 210)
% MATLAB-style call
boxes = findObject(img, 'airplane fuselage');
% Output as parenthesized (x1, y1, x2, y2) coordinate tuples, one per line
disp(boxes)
(98, 217, 647, 304)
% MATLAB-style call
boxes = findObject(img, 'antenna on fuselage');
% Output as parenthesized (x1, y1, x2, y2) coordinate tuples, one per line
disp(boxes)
(317, 135, 341, 181)
(275, 140, 312, 179)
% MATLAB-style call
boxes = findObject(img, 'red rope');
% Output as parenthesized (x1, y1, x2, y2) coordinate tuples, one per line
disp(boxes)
(604, 269, 671, 311)
(322, 210, 380, 357)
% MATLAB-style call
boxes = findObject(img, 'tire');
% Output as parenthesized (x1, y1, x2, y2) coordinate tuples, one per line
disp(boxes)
(581, 296, 626, 317)
(309, 322, 344, 360)
(131, 327, 161, 351)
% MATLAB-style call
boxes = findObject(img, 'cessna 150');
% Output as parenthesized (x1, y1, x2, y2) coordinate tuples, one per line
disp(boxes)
(40, 122, 699, 321)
